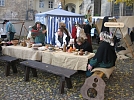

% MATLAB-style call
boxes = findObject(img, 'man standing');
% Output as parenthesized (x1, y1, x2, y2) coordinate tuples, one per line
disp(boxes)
(83, 19, 92, 45)
(3, 20, 16, 41)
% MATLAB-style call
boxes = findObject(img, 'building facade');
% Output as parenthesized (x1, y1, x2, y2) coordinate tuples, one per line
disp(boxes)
(80, 0, 134, 16)
(0, 0, 133, 21)
(0, 0, 82, 20)
(53, 0, 83, 14)
(0, 0, 28, 20)
(0, 0, 55, 20)
(64, 0, 82, 14)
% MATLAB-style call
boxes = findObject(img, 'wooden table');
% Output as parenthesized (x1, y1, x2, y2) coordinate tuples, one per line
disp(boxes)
(2, 45, 95, 71)
(2, 45, 42, 61)
(41, 50, 95, 71)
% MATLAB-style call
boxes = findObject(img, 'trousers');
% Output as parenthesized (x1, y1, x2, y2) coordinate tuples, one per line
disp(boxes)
(9, 32, 15, 41)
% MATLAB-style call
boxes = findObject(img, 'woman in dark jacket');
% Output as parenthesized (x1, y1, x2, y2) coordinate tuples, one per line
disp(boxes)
(86, 31, 117, 77)
(74, 37, 93, 52)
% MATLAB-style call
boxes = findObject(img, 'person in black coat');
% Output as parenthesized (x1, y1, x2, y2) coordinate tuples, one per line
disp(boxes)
(83, 19, 92, 45)
(130, 27, 134, 43)
(74, 37, 93, 52)
(101, 16, 110, 32)
(86, 31, 117, 77)
(0, 44, 2, 56)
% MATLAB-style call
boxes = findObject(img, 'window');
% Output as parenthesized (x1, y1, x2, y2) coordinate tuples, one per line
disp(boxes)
(94, 0, 101, 16)
(48, 1, 53, 8)
(113, 3, 120, 16)
(123, 3, 133, 16)
(0, 0, 5, 6)
(39, 0, 44, 8)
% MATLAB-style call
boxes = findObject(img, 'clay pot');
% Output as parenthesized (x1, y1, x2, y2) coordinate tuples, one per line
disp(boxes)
(79, 49, 84, 55)
(23, 41, 27, 47)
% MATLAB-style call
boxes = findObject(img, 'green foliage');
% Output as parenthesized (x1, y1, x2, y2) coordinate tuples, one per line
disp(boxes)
(108, 0, 134, 6)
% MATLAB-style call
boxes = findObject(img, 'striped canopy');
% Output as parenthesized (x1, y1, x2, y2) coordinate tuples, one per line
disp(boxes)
(35, 9, 85, 44)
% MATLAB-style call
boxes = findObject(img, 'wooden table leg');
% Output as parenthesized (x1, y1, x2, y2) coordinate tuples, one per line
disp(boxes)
(24, 66, 30, 82)
(65, 77, 72, 89)
(11, 61, 17, 73)
(5, 62, 10, 76)
(31, 68, 37, 77)
(59, 76, 65, 94)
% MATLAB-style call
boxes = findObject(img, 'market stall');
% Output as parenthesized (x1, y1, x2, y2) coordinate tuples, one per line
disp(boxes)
(93, 16, 134, 58)
(35, 9, 85, 44)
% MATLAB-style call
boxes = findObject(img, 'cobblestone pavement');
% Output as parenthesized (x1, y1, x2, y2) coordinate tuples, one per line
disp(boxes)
(0, 58, 134, 100)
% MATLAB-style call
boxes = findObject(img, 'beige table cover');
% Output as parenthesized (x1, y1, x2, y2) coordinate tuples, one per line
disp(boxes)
(42, 51, 95, 71)
(91, 67, 115, 79)
(2, 46, 42, 61)
(2, 46, 95, 71)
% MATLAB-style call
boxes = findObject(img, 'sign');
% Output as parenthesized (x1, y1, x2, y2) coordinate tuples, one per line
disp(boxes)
(104, 22, 124, 28)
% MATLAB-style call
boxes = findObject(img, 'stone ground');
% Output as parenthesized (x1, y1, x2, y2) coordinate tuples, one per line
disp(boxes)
(0, 41, 134, 100)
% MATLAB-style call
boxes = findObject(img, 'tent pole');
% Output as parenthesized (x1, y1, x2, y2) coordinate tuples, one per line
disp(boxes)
(23, 25, 28, 33)
(19, 21, 25, 40)
(113, 28, 117, 38)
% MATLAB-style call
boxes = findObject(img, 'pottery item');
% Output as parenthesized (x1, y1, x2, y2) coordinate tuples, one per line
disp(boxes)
(38, 46, 47, 51)
(85, 51, 88, 55)
(32, 43, 42, 47)
(48, 46, 54, 51)
(27, 43, 31, 48)
(23, 41, 27, 47)
(20, 42, 23, 46)
(59, 47, 63, 50)
(74, 52, 78, 55)
(79, 49, 84, 55)
(63, 42, 66, 52)
(54, 47, 59, 51)
(75, 49, 79, 52)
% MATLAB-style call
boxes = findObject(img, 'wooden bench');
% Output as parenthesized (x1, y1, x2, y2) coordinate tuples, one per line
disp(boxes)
(20, 60, 77, 94)
(92, 71, 104, 78)
(0, 55, 18, 76)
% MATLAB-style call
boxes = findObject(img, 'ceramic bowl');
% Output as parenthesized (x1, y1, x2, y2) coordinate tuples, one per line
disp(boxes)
(48, 46, 54, 50)
(75, 49, 79, 52)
